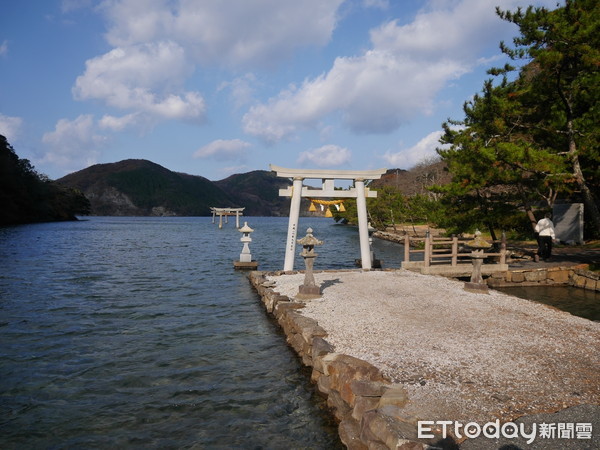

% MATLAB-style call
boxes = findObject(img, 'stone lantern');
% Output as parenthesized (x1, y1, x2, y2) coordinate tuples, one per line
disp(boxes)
(296, 227, 323, 299)
(368, 222, 382, 268)
(233, 222, 258, 270)
(464, 230, 491, 293)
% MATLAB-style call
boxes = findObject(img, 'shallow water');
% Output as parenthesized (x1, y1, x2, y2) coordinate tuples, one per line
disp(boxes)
(0, 216, 404, 449)
(495, 285, 600, 321)
(3, 216, 595, 448)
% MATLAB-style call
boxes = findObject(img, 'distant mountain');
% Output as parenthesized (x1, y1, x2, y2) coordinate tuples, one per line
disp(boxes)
(56, 160, 291, 216)
(215, 170, 291, 216)
(56, 158, 450, 218)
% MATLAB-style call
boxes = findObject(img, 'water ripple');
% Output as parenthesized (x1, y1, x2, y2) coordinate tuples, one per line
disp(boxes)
(2, 217, 400, 449)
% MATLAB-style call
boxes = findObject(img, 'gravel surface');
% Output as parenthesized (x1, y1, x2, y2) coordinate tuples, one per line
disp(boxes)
(268, 269, 600, 424)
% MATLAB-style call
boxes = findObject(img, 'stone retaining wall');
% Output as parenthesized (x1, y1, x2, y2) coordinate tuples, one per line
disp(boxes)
(486, 264, 600, 291)
(249, 271, 443, 450)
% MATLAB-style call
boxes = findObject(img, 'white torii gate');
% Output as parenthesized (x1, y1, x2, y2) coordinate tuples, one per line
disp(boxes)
(210, 207, 245, 228)
(270, 164, 387, 271)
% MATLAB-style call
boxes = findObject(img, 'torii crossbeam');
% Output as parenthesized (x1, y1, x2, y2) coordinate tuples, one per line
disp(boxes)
(270, 164, 387, 271)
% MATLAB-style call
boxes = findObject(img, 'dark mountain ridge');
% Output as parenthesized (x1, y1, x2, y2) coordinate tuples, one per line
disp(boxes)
(56, 159, 448, 217)
(214, 170, 291, 216)
(57, 159, 290, 216)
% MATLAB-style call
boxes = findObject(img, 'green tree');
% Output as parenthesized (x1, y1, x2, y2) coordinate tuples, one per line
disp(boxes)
(364, 185, 407, 229)
(497, 0, 600, 236)
(333, 184, 444, 232)
(0, 135, 90, 225)
(406, 194, 445, 229)
(437, 0, 600, 238)
(436, 77, 567, 239)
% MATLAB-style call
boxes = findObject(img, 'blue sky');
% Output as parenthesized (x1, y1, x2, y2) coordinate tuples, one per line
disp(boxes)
(1, 0, 557, 181)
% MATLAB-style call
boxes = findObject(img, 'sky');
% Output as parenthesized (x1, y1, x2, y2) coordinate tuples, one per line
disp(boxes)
(0, 0, 559, 182)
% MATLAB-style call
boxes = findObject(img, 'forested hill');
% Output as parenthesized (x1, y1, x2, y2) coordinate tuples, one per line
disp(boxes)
(0, 135, 90, 226)
(214, 170, 291, 216)
(56, 160, 291, 216)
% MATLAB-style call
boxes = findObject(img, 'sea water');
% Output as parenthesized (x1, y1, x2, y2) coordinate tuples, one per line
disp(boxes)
(0, 216, 404, 449)
(4, 216, 593, 449)
(495, 285, 600, 321)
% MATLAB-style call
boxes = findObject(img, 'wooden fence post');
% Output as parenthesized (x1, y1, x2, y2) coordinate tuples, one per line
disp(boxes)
(404, 234, 410, 263)
(424, 231, 431, 267)
(451, 235, 458, 266)
(500, 232, 507, 265)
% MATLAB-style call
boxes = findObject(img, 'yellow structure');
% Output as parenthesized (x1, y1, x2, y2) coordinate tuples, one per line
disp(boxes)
(308, 199, 346, 217)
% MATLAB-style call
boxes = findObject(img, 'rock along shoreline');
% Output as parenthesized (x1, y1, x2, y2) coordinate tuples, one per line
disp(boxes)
(248, 269, 600, 449)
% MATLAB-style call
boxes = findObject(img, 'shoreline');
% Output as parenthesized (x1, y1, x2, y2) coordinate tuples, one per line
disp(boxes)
(249, 269, 600, 449)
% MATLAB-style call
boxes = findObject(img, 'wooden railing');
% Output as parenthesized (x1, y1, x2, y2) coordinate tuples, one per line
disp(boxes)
(403, 232, 507, 268)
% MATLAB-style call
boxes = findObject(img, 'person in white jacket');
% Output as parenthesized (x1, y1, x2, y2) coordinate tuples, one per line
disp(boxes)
(535, 212, 556, 260)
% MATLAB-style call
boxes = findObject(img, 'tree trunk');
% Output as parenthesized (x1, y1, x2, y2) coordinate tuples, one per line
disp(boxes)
(568, 124, 600, 238)
(475, 190, 498, 241)
(525, 207, 538, 232)
(486, 223, 498, 242)
(517, 184, 539, 231)
(557, 73, 600, 238)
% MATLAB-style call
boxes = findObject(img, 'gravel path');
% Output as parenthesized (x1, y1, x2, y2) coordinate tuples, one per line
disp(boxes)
(268, 269, 600, 423)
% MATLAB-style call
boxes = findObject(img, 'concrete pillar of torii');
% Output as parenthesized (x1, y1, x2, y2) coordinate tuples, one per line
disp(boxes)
(284, 177, 304, 271)
(354, 178, 371, 269)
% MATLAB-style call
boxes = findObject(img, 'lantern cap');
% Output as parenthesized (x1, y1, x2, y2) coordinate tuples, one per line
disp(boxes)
(466, 230, 491, 249)
(239, 221, 254, 233)
(297, 228, 323, 246)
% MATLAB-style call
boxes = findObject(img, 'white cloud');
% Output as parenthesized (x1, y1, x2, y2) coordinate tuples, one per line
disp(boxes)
(73, 41, 206, 122)
(243, 49, 463, 141)
(0, 114, 23, 142)
(0, 40, 8, 57)
(101, 0, 172, 47)
(98, 113, 140, 131)
(71, 0, 345, 134)
(382, 130, 444, 169)
(193, 139, 252, 160)
(297, 144, 351, 167)
(363, 0, 389, 9)
(41, 115, 106, 171)
(218, 74, 257, 110)
(102, 0, 344, 68)
(242, 0, 531, 142)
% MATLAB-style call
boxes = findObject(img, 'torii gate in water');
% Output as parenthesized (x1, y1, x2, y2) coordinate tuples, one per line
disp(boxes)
(270, 164, 387, 271)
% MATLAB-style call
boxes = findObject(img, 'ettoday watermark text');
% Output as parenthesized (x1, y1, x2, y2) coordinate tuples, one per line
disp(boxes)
(418, 420, 593, 444)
